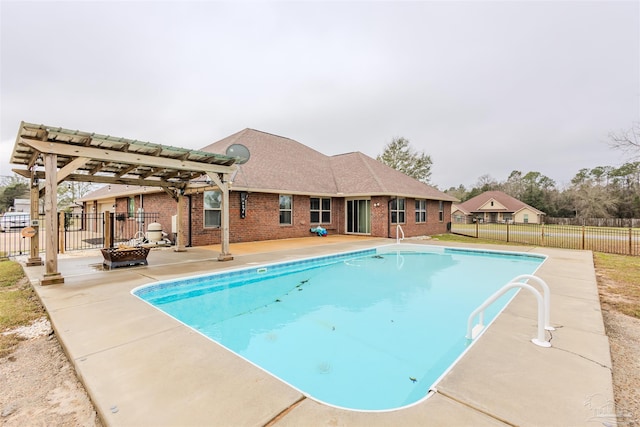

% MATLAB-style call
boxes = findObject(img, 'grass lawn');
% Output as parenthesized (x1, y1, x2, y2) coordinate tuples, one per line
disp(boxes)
(0, 259, 45, 357)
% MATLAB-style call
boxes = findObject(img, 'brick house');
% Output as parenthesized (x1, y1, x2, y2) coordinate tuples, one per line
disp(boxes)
(451, 190, 545, 224)
(79, 129, 458, 245)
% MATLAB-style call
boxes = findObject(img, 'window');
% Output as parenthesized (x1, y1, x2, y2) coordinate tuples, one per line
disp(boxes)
(279, 195, 292, 225)
(523, 213, 529, 224)
(310, 197, 331, 224)
(204, 190, 222, 227)
(415, 199, 426, 223)
(128, 197, 135, 218)
(438, 201, 444, 222)
(390, 198, 405, 224)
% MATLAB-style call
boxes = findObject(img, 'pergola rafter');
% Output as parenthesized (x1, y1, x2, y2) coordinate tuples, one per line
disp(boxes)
(10, 121, 239, 285)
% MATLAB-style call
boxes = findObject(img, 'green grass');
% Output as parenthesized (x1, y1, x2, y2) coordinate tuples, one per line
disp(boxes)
(432, 233, 524, 246)
(594, 252, 640, 319)
(0, 260, 45, 358)
(0, 260, 26, 288)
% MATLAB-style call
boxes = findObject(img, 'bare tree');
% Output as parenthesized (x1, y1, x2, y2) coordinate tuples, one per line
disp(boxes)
(609, 122, 640, 159)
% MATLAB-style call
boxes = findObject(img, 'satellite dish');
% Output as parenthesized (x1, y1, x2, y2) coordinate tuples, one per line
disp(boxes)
(226, 144, 250, 165)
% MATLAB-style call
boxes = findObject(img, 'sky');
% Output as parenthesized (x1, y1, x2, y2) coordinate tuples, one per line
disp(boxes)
(1, 0, 638, 190)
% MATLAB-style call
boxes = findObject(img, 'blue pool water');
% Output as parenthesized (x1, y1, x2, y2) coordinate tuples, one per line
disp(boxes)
(133, 244, 545, 411)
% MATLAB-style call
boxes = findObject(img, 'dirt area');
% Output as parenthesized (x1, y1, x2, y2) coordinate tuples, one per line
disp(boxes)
(597, 267, 640, 426)
(0, 318, 101, 426)
(0, 259, 638, 426)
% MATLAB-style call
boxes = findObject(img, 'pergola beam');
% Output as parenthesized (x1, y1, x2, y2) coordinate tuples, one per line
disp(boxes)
(12, 169, 191, 189)
(20, 136, 234, 175)
(57, 157, 90, 183)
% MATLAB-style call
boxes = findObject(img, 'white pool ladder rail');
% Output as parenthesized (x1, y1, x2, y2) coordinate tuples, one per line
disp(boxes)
(396, 224, 404, 244)
(466, 274, 555, 348)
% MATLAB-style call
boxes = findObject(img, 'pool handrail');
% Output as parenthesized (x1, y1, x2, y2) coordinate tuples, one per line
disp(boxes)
(396, 224, 404, 244)
(510, 274, 554, 331)
(466, 276, 552, 348)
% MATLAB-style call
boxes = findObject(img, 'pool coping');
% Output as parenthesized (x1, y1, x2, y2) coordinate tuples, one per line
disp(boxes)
(21, 238, 615, 426)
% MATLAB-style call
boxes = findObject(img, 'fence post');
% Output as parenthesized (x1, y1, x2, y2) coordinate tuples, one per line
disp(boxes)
(475, 221, 479, 238)
(104, 213, 114, 249)
(58, 211, 65, 254)
(630, 227, 633, 255)
(541, 223, 545, 247)
(506, 222, 510, 243)
(582, 225, 586, 250)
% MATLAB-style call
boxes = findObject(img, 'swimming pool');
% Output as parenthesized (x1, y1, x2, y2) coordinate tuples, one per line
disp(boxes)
(133, 244, 545, 411)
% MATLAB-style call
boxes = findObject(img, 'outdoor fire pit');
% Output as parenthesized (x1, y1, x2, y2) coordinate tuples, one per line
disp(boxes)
(101, 246, 150, 269)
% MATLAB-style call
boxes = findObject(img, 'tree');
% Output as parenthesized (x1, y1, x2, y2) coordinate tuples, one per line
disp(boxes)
(57, 181, 96, 210)
(377, 137, 432, 184)
(0, 181, 29, 212)
(609, 122, 640, 159)
(568, 184, 617, 218)
(502, 170, 525, 200)
(0, 175, 29, 213)
(444, 184, 467, 201)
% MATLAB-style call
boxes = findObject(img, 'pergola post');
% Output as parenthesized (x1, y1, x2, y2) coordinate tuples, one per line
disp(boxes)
(27, 173, 42, 266)
(174, 192, 186, 252)
(207, 172, 233, 261)
(41, 153, 64, 285)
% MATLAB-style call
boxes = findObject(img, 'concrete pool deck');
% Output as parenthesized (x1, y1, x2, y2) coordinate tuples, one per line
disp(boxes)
(20, 236, 615, 426)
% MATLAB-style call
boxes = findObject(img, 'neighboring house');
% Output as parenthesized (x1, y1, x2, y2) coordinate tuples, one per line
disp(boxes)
(451, 190, 545, 224)
(79, 129, 458, 246)
(12, 198, 30, 213)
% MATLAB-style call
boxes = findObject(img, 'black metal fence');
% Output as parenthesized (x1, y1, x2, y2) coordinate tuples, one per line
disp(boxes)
(451, 222, 640, 256)
(0, 211, 160, 259)
(545, 217, 640, 228)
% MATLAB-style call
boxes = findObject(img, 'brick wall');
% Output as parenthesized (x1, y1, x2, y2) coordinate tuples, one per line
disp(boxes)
(188, 192, 345, 246)
(114, 193, 176, 238)
(115, 191, 452, 245)
(370, 197, 450, 238)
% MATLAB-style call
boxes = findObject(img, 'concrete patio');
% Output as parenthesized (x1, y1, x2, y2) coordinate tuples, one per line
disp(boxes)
(20, 236, 616, 426)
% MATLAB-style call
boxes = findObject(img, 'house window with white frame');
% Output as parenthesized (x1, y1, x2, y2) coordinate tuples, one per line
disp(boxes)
(415, 199, 426, 223)
(310, 197, 331, 224)
(128, 197, 135, 218)
(391, 198, 405, 224)
(280, 195, 293, 225)
(438, 201, 444, 222)
(204, 190, 222, 227)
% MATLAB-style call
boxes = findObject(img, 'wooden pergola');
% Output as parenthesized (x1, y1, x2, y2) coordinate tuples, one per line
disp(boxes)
(10, 121, 239, 285)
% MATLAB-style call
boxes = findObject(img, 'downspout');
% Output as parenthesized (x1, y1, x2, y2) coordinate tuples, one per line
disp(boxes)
(187, 195, 192, 247)
(387, 197, 395, 239)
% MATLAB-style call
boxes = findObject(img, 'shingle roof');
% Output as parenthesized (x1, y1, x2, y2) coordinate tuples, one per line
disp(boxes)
(202, 129, 457, 201)
(456, 190, 545, 214)
(82, 128, 458, 202)
(200, 129, 337, 195)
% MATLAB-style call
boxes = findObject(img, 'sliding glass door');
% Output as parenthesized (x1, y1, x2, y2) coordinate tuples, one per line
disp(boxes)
(346, 199, 371, 234)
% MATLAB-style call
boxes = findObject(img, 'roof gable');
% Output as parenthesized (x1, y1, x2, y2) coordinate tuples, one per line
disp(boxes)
(200, 129, 338, 195)
(458, 191, 545, 215)
(479, 198, 507, 211)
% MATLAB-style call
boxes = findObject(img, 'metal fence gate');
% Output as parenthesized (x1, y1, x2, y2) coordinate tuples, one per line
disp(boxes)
(0, 211, 159, 259)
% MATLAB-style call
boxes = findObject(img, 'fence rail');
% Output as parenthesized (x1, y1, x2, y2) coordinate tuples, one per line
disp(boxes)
(451, 222, 640, 256)
(545, 217, 640, 228)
